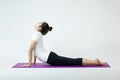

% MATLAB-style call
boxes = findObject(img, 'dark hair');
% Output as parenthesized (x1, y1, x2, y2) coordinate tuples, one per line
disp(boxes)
(40, 22, 53, 35)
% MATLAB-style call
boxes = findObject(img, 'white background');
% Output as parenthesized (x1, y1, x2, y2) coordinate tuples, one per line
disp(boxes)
(0, 0, 120, 80)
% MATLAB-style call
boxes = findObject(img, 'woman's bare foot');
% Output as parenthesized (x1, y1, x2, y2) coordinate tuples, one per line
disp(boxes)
(95, 58, 107, 66)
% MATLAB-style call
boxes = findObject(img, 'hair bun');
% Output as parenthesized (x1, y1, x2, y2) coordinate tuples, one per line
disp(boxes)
(48, 27, 52, 31)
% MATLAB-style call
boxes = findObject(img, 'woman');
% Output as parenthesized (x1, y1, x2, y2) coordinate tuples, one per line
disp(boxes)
(23, 22, 106, 67)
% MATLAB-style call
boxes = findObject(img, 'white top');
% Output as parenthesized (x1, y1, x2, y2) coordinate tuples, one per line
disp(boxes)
(31, 31, 50, 62)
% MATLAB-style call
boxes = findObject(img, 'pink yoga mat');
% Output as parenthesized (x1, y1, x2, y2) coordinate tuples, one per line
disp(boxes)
(12, 63, 110, 68)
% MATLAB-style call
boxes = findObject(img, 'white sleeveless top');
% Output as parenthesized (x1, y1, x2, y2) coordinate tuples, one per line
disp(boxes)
(31, 31, 50, 62)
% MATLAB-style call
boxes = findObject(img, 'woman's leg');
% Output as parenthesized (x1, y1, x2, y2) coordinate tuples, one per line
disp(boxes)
(47, 52, 106, 66)
(82, 58, 106, 66)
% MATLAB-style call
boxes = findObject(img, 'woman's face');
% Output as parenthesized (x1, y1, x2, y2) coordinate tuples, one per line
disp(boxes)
(34, 22, 43, 31)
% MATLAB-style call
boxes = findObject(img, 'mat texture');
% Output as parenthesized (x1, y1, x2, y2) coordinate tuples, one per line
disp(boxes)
(12, 62, 110, 68)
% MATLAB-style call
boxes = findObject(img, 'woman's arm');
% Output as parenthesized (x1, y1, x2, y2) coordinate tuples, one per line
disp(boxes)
(33, 55, 36, 64)
(23, 40, 36, 67)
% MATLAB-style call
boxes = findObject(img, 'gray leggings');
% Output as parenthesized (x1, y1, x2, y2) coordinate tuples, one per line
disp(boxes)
(47, 51, 83, 66)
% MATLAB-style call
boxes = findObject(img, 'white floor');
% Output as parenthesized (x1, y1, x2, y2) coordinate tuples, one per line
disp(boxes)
(0, 63, 119, 80)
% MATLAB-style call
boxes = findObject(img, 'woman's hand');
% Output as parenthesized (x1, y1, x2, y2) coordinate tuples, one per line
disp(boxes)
(22, 63, 31, 67)
(22, 62, 36, 67)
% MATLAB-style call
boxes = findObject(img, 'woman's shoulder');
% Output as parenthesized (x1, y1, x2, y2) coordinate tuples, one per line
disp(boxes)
(31, 31, 42, 41)
(32, 31, 42, 36)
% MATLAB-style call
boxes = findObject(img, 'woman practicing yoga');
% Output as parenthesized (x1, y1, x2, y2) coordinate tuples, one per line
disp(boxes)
(23, 22, 106, 67)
